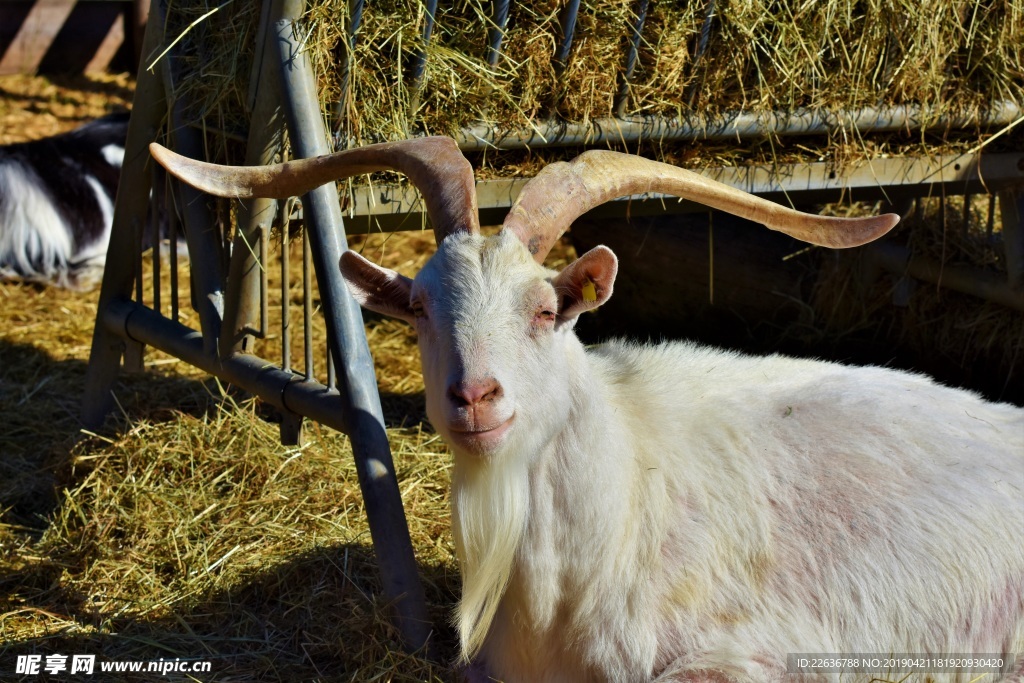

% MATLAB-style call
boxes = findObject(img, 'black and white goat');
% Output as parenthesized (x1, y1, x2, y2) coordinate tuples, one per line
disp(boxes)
(0, 112, 129, 290)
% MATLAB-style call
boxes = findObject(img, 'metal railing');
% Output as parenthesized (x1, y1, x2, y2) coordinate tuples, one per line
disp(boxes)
(83, 0, 432, 654)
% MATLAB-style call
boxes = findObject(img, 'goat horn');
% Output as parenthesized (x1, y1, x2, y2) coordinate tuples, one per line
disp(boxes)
(149, 137, 479, 240)
(502, 150, 900, 262)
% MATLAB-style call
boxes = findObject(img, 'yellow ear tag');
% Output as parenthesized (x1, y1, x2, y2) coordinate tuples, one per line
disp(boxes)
(581, 279, 597, 303)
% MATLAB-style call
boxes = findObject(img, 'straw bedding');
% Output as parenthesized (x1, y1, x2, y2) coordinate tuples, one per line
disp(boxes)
(0, 75, 458, 679)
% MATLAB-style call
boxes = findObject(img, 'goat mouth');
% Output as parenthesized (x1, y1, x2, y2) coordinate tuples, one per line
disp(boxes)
(447, 415, 514, 452)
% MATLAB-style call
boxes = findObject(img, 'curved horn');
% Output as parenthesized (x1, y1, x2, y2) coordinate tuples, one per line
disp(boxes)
(502, 150, 900, 262)
(150, 136, 479, 240)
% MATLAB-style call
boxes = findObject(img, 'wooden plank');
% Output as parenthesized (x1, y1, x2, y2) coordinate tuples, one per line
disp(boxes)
(0, 0, 77, 75)
(83, 7, 123, 73)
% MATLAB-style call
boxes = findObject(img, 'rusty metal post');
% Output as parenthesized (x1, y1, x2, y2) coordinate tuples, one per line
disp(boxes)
(156, 1, 226, 352)
(613, 0, 649, 118)
(220, 0, 286, 359)
(82, 7, 167, 429)
(998, 189, 1024, 291)
(274, 0, 433, 652)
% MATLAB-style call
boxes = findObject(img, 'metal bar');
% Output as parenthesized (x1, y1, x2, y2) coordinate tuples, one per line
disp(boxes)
(168, 172, 180, 323)
(998, 189, 1024, 291)
(82, 2, 168, 429)
(327, 336, 336, 390)
(334, 0, 365, 138)
(939, 188, 947, 268)
(221, 0, 285, 358)
(986, 193, 997, 241)
(962, 193, 972, 238)
(103, 299, 351, 433)
(685, 0, 716, 106)
(407, 0, 439, 117)
(613, 0, 649, 118)
(260, 223, 270, 338)
(303, 227, 314, 381)
(134, 204, 144, 306)
(452, 101, 1024, 151)
(552, 0, 581, 77)
(865, 241, 1024, 312)
(276, 0, 433, 652)
(486, 0, 510, 67)
(694, 0, 716, 62)
(333, 152, 1024, 232)
(151, 172, 161, 315)
(156, 0, 226, 354)
(151, 162, 171, 313)
(280, 204, 292, 373)
(124, 210, 146, 374)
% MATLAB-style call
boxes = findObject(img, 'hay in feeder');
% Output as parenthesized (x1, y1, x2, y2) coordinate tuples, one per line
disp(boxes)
(158, 0, 1023, 169)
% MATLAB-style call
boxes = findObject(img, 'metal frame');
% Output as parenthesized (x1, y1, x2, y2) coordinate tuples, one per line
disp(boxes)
(83, 0, 431, 653)
(451, 103, 1023, 151)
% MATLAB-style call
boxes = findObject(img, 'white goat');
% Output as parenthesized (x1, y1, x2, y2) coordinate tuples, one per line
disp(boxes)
(151, 138, 1024, 683)
(0, 113, 129, 290)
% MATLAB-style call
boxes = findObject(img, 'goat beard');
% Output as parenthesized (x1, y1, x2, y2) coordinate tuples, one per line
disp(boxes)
(451, 450, 531, 662)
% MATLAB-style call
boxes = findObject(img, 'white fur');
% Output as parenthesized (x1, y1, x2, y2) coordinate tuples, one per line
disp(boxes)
(0, 160, 77, 288)
(68, 174, 116, 289)
(343, 230, 1024, 683)
(100, 143, 124, 168)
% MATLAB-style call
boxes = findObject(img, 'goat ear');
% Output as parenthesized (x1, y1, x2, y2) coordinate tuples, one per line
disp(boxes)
(339, 250, 416, 324)
(552, 245, 618, 322)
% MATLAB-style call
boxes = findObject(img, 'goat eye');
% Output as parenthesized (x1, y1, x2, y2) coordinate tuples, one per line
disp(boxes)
(411, 302, 426, 318)
(535, 309, 556, 324)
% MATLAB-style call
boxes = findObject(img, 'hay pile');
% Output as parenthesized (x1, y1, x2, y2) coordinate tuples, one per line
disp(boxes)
(329, 0, 1023, 136)
(163, 0, 1024, 165)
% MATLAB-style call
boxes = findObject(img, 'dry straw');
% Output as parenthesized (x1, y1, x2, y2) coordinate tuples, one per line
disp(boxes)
(1, 228, 464, 679)
(164, 0, 1023, 162)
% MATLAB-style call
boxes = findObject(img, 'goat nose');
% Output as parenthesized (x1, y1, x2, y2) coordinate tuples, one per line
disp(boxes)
(448, 378, 503, 407)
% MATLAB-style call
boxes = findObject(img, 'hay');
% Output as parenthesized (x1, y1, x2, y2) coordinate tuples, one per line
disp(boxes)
(322, 0, 1024, 134)
(1, 247, 466, 680)
(0, 75, 464, 676)
(0, 73, 133, 144)
(160, 0, 1024, 170)
(810, 194, 1024, 404)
